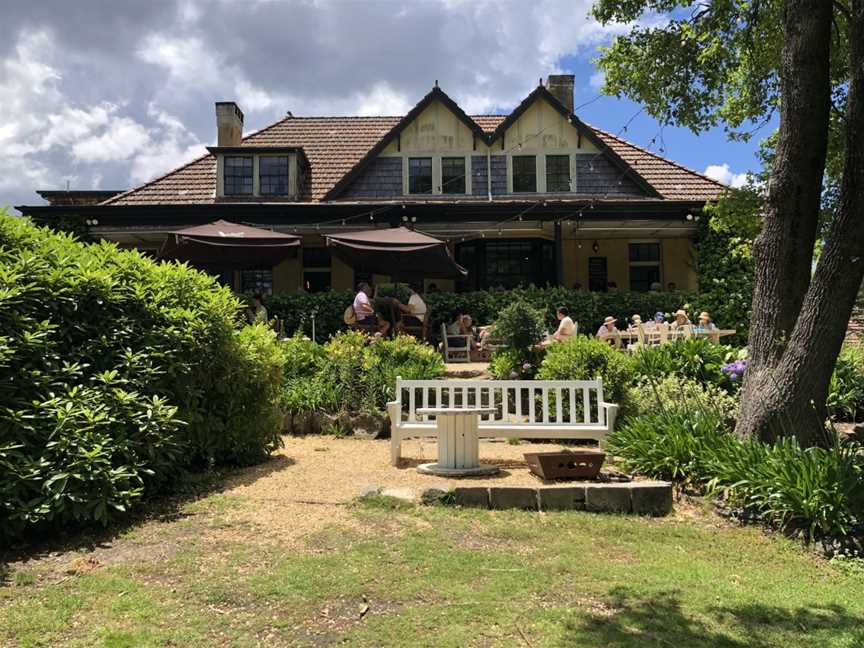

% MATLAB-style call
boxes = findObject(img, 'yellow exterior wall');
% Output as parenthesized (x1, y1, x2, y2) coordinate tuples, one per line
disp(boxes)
(272, 257, 301, 295)
(386, 100, 477, 154)
(501, 96, 597, 153)
(331, 256, 354, 291)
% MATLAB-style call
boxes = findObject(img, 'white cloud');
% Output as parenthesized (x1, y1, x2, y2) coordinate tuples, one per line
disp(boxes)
(130, 140, 205, 185)
(72, 117, 150, 162)
(0, 0, 677, 210)
(704, 163, 749, 188)
(589, 71, 605, 90)
(136, 34, 221, 86)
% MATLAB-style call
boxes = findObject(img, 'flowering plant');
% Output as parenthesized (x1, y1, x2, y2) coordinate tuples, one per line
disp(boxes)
(721, 358, 748, 383)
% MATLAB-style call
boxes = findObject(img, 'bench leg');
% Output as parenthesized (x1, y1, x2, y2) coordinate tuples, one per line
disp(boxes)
(390, 433, 401, 466)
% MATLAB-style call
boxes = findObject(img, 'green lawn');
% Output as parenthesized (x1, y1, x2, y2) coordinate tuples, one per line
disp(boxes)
(2, 494, 863, 647)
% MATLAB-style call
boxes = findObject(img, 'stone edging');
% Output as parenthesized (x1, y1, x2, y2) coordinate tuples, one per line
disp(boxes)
(361, 481, 673, 516)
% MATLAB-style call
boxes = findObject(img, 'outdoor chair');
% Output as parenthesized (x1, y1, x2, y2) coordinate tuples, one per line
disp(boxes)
(441, 323, 471, 363)
(627, 324, 647, 353)
(399, 309, 429, 339)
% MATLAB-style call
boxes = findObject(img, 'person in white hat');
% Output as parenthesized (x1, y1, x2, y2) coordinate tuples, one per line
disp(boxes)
(596, 316, 620, 340)
(697, 311, 717, 332)
(670, 309, 691, 330)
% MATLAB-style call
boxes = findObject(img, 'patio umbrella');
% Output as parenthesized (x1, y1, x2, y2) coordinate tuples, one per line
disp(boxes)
(158, 219, 300, 269)
(324, 226, 466, 280)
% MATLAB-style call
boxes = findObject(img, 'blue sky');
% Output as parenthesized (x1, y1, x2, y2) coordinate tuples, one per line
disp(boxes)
(0, 0, 769, 212)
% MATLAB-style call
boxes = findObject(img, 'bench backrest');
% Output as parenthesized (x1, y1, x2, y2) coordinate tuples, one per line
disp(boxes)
(393, 378, 607, 427)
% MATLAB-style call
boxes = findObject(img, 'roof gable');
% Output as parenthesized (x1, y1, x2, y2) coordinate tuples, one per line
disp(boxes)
(324, 86, 484, 199)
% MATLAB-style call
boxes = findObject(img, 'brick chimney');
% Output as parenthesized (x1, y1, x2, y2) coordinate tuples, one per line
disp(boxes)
(546, 75, 575, 114)
(215, 101, 244, 146)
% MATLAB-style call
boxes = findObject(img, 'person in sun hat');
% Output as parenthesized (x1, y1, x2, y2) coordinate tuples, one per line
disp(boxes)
(696, 311, 717, 332)
(670, 309, 691, 330)
(596, 315, 620, 340)
(628, 314, 643, 331)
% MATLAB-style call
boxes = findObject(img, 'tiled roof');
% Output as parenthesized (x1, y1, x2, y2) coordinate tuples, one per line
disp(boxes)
(103, 113, 725, 206)
(590, 127, 726, 201)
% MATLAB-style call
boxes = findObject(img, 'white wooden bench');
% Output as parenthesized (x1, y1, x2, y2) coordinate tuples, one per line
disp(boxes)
(387, 378, 619, 466)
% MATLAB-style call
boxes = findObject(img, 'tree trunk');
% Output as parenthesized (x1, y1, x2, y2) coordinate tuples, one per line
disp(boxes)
(736, 0, 864, 445)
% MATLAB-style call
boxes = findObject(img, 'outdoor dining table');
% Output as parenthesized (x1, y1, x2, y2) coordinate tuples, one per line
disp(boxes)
(617, 328, 737, 342)
(415, 407, 499, 477)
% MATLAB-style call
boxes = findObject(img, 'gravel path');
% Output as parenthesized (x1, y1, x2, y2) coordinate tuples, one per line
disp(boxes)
(217, 435, 584, 545)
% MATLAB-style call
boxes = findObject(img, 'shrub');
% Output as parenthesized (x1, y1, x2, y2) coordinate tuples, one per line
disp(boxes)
(281, 331, 444, 416)
(828, 345, 864, 422)
(490, 299, 546, 352)
(282, 333, 327, 381)
(628, 375, 739, 426)
(631, 338, 739, 391)
(489, 347, 546, 380)
(0, 213, 286, 539)
(536, 337, 634, 416)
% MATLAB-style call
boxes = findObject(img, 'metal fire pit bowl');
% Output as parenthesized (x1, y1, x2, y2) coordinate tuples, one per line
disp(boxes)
(523, 450, 606, 480)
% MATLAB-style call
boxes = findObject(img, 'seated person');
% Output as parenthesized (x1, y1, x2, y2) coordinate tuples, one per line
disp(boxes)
(696, 311, 717, 331)
(353, 282, 390, 336)
(394, 286, 427, 329)
(596, 316, 620, 340)
(628, 314, 643, 331)
(246, 293, 268, 325)
(650, 311, 666, 328)
(542, 306, 576, 345)
(447, 314, 476, 348)
(670, 309, 691, 330)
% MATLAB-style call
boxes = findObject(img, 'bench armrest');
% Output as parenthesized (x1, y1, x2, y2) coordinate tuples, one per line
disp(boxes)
(386, 401, 401, 429)
(601, 402, 619, 431)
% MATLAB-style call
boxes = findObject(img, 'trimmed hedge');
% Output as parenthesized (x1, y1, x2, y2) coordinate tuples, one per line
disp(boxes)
(0, 214, 286, 540)
(268, 286, 715, 344)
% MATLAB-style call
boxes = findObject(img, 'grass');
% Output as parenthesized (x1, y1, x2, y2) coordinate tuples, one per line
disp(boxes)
(2, 496, 864, 647)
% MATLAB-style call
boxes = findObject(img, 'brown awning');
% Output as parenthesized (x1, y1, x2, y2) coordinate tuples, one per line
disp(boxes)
(159, 219, 300, 269)
(325, 226, 467, 279)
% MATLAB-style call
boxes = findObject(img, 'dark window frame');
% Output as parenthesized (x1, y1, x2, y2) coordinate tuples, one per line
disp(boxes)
(512, 155, 537, 193)
(441, 157, 466, 194)
(224, 156, 253, 196)
(545, 155, 571, 192)
(240, 269, 273, 296)
(408, 157, 433, 194)
(628, 242, 662, 292)
(259, 155, 290, 196)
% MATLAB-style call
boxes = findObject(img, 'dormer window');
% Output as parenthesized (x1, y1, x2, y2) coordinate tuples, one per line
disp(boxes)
(260, 156, 289, 196)
(512, 155, 537, 193)
(546, 155, 571, 192)
(224, 156, 253, 196)
(212, 147, 305, 199)
(441, 157, 466, 194)
(408, 157, 433, 194)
